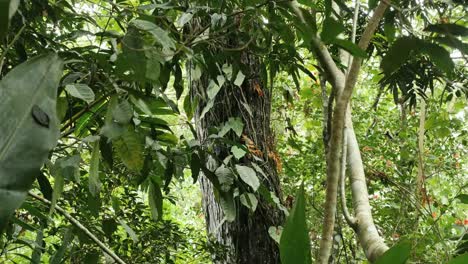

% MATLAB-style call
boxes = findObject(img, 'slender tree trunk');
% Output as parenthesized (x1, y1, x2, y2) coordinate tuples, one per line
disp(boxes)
(192, 52, 284, 263)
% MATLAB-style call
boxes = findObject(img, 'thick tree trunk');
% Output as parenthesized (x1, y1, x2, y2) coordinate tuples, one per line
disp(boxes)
(192, 52, 284, 264)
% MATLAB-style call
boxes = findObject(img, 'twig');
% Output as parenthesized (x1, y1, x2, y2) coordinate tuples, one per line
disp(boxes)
(28, 191, 127, 264)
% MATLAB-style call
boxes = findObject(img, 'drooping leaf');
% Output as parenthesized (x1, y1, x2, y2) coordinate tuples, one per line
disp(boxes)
(381, 37, 419, 74)
(455, 194, 468, 204)
(330, 39, 367, 58)
(0, 54, 63, 231)
(190, 153, 201, 183)
(219, 190, 236, 222)
(374, 240, 411, 264)
(424, 23, 468, 36)
(420, 41, 454, 75)
(65, 84, 95, 104)
(236, 165, 260, 191)
(215, 165, 234, 192)
(118, 219, 139, 243)
(240, 193, 258, 212)
(280, 184, 312, 264)
(113, 100, 133, 124)
(114, 128, 144, 172)
(148, 181, 163, 221)
(131, 19, 176, 49)
(36, 172, 53, 201)
(89, 141, 101, 197)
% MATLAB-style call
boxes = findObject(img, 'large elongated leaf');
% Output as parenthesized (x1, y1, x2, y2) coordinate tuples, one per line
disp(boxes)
(0, 54, 63, 231)
(374, 240, 411, 264)
(280, 184, 312, 264)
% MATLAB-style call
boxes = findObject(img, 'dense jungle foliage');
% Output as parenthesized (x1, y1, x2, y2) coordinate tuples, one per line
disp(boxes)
(0, 0, 467, 263)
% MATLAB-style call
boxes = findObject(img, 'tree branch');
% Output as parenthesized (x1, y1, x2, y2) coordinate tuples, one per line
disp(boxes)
(310, 36, 346, 91)
(28, 192, 127, 264)
(340, 127, 357, 228)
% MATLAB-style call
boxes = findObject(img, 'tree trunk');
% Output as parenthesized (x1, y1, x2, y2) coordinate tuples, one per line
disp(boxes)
(192, 51, 284, 264)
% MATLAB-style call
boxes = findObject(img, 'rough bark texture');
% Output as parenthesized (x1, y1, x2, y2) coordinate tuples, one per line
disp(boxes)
(192, 52, 284, 264)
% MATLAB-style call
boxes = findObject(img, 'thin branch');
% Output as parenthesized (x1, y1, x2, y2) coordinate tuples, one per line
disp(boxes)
(310, 36, 346, 91)
(340, 127, 357, 228)
(0, 24, 26, 74)
(28, 191, 127, 264)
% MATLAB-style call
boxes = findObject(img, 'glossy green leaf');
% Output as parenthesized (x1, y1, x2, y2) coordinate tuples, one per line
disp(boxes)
(65, 84, 95, 104)
(89, 141, 101, 197)
(375, 240, 411, 264)
(280, 184, 311, 264)
(236, 165, 260, 191)
(0, 54, 62, 231)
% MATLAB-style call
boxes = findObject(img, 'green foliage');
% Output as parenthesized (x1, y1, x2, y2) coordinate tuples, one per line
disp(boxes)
(0, 54, 62, 230)
(280, 184, 312, 264)
(375, 240, 411, 264)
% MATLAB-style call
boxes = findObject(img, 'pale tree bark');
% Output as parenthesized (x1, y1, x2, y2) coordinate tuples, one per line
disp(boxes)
(192, 51, 284, 263)
(312, 1, 391, 263)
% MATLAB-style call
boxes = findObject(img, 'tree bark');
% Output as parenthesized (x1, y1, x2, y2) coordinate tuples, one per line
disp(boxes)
(192, 52, 284, 263)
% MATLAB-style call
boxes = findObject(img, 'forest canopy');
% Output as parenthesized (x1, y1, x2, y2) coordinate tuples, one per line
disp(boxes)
(0, 0, 467, 263)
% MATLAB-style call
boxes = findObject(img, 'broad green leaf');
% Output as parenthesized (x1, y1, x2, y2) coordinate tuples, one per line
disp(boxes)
(434, 36, 468, 55)
(280, 184, 312, 264)
(420, 42, 454, 75)
(89, 141, 101, 197)
(219, 191, 236, 222)
(321, 17, 345, 42)
(381, 37, 419, 74)
(215, 165, 234, 192)
(177, 12, 193, 27)
(131, 19, 176, 50)
(236, 165, 260, 191)
(65, 84, 95, 104)
(118, 219, 139, 243)
(447, 253, 468, 264)
(424, 23, 468, 36)
(114, 128, 144, 172)
(455, 194, 468, 204)
(113, 100, 133, 124)
(375, 240, 411, 264)
(330, 39, 367, 58)
(207, 80, 221, 100)
(231, 146, 246, 159)
(240, 193, 258, 212)
(0, 54, 62, 231)
(368, 0, 378, 9)
(234, 71, 245, 86)
(145, 49, 162, 81)
(148, 181, 163, 221)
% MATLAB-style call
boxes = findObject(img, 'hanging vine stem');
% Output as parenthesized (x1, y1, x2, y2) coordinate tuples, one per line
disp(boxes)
(28, 192, 127, 264)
